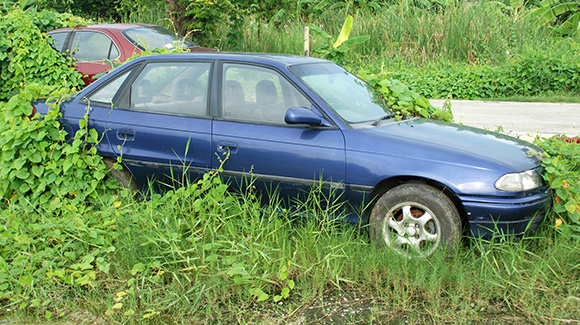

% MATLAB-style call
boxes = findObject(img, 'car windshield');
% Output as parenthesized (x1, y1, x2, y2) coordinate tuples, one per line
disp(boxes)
(122, 26, 198, 51)
(289, 63, 391, 124)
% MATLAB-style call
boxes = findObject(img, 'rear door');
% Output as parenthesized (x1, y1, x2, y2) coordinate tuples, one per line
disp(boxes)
(212, 62, 346, 207)
(85, 60, 214, 189)
(67, 30, 121, 84)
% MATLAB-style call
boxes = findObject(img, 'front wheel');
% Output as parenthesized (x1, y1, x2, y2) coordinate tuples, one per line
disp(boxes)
(369, 183, 462, 257)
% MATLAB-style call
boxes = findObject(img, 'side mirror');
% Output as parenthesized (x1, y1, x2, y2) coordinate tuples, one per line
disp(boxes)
(284, 107, 332, 127)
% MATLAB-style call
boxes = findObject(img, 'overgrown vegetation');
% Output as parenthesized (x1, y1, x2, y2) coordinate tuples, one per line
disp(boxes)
(0, 6, 84, 101)
(1, 0, 580, 323)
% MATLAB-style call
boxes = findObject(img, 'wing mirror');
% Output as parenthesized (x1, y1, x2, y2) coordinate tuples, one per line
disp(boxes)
(284, 107, 332, 127)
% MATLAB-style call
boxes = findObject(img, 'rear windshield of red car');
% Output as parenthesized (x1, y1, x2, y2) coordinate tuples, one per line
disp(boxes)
(122, 26, 199, 51)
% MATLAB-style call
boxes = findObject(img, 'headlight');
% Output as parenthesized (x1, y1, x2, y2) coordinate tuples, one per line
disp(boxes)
(495, 169, 541, 191)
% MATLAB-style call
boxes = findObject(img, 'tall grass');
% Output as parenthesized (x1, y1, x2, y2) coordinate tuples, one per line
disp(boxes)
(117, 0, 571, 78)
(224, 0, 557, 68)
(4, 172, 580, 323)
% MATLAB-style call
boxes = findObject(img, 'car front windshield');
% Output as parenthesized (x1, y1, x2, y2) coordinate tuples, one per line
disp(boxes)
(122, 26, 198, 51)
(289, 63, 391, 124)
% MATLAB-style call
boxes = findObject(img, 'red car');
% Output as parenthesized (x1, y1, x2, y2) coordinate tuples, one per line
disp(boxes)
(47, 23, 215, 85)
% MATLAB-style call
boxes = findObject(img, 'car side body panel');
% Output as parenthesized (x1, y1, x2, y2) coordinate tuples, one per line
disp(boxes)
(34, 53, 551, 238)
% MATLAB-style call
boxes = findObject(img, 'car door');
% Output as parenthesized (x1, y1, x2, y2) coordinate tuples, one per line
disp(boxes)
(212, 62, 346, 208)
(67, 30, 121, 84)
(85, 60, 213, 189)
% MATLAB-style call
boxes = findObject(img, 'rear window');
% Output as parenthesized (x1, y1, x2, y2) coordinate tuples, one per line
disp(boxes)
(122, 26, 198, 51)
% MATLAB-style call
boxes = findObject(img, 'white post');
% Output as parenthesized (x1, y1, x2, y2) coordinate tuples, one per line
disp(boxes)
(304, 26, 310, 57)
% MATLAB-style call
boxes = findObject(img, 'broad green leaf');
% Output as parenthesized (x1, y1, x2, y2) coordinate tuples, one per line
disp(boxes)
(333, 15, 353, 48)
(281, 287, 290, 298)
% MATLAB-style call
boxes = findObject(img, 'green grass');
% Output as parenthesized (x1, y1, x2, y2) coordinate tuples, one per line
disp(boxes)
(486, 95, 580, 103)
(225, 1, 555, 65)
(2, 173, 580, 323)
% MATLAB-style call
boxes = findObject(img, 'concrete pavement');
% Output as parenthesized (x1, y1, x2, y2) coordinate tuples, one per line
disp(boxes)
(429, 99, 580, 141)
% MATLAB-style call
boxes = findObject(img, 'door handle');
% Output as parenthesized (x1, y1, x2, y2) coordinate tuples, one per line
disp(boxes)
(117, 128, 135, 141)
(217, 141, 238, 154)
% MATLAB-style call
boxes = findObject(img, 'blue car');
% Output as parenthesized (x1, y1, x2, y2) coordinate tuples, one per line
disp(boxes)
(34, 53, 551, 256)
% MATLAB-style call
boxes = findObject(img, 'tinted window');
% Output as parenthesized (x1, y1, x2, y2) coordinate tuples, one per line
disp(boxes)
(122, 26, 198, 51)
(47, 32, 69, 52)
(130, 62, 210, 117)
(70, 31, 120, 62)
(222, 64, 311, 124)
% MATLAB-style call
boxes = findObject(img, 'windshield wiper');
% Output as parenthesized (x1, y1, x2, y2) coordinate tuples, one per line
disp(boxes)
(372, 113, 395, 126)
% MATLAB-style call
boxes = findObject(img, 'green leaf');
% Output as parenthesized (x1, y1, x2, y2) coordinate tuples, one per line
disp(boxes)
(130, 263, 146, 275)
(31, 165, 44, 177)
(342, 35, 370, 46)
(306, 23, 333, 40)
(16, 168, 30, 180)
(333, 15, 353, 48)
(250, 288, 270, 302)
(62, 158, 72, 173)
(565, 202, 578, 214)
(281, 287, 290, 298)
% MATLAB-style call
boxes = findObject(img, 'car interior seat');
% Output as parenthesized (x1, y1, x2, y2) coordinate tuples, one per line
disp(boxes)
(133, 79, 153, 105)
(223, 80, 247, 118)
(255, 80, 282, 123)
(171, 78, 206, 115)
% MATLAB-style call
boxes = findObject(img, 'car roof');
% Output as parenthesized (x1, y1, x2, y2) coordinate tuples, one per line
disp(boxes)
(131, 52, 331, 69)
(48, 23, 156, 33)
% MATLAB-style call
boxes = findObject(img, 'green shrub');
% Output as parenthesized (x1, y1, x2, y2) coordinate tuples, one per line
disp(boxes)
(381, 47, 580, 99)
(357, 66, 454, 121)
(0, 85, 119, 307)
(0, 7, 84, 101)
(537, 137, 580, 233)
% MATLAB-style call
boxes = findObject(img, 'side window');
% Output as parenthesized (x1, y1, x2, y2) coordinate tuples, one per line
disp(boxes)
(130, 62, 211, 117)
(86, 69, 132, 105)
(70, 31, 120, 62)
(222, 64, 311, 124)
(47, 32, 69, 52)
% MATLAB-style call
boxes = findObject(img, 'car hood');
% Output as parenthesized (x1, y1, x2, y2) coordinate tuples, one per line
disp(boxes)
(347, 118, 544, 172)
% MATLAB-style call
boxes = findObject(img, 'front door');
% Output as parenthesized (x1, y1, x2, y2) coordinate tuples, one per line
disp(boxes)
(212, 62, 346, 209)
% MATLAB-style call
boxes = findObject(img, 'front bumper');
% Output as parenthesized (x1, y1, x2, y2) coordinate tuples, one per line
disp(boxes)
(459, 188, 552, 238)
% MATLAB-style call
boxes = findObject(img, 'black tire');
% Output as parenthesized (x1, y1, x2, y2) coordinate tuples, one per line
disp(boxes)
(369, 183, 461, 257)
(103, 158, 138, 192)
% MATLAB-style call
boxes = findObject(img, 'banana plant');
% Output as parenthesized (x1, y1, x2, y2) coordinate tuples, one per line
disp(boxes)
(532, 0, 580, 39)
(306, 15, 370, 65)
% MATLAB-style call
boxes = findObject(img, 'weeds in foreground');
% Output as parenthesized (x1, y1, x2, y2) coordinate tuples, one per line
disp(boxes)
(2, 170, 580, 323)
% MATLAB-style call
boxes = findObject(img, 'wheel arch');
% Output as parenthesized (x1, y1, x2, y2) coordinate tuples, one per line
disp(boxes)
(368, 176, 468, 226)
(102, 157, 139, 191)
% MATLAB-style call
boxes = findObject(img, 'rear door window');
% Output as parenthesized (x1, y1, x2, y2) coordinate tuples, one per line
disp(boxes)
(69, 31, 120, 62)
(47, 31, 69, 52)
(129, 61, 211, 117)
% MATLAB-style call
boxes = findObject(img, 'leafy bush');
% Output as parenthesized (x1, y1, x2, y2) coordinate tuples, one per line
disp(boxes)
(358, 67, 453, 121)
(0, 7, 84, 101)
(307, 15, 370, 66)
(0, 85, 119, 307)
(0, 87, 115, 211)
(537, 137, 580, 233)
(381, 48, 580, 99)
